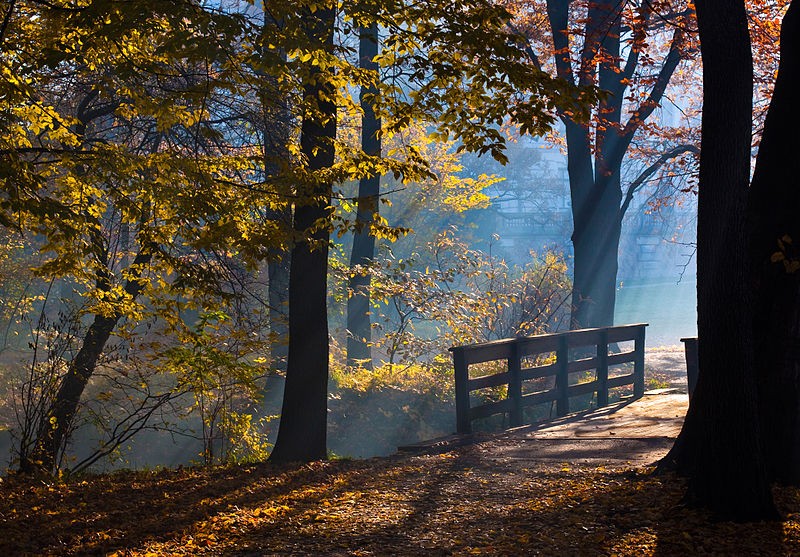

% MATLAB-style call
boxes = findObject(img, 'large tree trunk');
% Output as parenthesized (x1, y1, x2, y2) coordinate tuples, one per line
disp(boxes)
(267, 225, 290, 372)
(570, 178, 622, 329)
(749, 0, 800, 485)
(546, 0, 684, 330)
(658, 0, 776, 520)
(261, 3, 292, 374)
(569, 1, 623, 330)
(269, 5, 336, 463)
(346, 22, 380, 369)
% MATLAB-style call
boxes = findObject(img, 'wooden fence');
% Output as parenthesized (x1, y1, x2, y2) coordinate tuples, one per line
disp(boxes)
(450, 324, 647, 434)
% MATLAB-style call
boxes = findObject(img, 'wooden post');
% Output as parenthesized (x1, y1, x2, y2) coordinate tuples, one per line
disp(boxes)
(556, 335, 569, 416)
(681, 337, 699, 398)
(596, 329, 609, 407)
(508, 341, 522, 427)
(452, 348, 471, 434)
(633, 325, 646, 398)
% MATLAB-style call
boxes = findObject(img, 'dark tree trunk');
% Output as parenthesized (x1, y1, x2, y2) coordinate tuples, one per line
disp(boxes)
(21, 251, 150, 475)
(546, 0, 683, 330)
(260, 4, 291, 374)
(21, 314, 119, 474)
(749, 1, 800, 485)
(569, 1, 623, 330)
(269, 5, 336, 463)
(659, 0, 776, 520)
(570, 177, 622, 329)
(346, 22, 380, 369)
(267, 252, 290, 371)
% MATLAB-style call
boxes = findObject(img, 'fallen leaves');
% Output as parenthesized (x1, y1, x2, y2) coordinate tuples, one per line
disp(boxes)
(1, 448, 799, 555)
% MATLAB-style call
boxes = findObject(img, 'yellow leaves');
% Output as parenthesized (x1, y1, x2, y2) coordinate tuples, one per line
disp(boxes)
(772, 234, 800, 273)
(252, 504, 290, 519)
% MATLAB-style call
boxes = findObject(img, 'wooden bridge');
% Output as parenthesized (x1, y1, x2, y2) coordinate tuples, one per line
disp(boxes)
(450, 324, 647, 434)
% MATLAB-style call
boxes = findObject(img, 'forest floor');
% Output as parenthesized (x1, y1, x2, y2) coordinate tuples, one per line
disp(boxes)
(4, 381, 800, 556)
(0, 349, 800, 557)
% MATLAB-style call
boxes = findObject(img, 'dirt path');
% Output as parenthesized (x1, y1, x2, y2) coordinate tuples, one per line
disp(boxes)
(403, 392, 689, 469)
(645, 344, 689, 390)
(401, 344, 692, 467)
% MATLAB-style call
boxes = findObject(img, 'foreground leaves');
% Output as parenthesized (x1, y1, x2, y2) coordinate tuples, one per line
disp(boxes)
(2, 444, 799, 555)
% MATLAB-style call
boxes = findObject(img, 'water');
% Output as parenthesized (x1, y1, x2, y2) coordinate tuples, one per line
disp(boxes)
(615, 278, 697, 348)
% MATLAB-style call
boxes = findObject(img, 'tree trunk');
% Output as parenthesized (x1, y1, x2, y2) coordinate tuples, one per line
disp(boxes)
(546, 0, 684, 330)
(346, 22, 380, 369)
(260, 4, 292, 374)
(659, 0, 776, 520)
(570, 178, 622, 329)
(269, 5, 336, 463)
(21, 250, 150, 475)
(20, 314, 119, 474)
(267, 229, 290, 372)
(569, 0, 623, 330)
(749, 0, 800, 485)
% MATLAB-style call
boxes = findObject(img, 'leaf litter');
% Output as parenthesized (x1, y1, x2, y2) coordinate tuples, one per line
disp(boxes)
(1, 444, 799, 555)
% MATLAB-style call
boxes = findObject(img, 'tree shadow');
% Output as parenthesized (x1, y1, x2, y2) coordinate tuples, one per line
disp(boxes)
(3, 443, 799, 555)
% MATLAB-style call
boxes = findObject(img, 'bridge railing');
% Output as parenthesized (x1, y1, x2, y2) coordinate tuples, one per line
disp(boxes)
(450, 324, 647, 434)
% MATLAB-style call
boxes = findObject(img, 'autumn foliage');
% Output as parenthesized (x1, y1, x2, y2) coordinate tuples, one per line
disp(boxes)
(2, 446, 800, 555)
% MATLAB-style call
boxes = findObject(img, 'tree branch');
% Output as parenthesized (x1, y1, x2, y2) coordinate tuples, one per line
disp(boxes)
(618, 143, 699, 220)
(506, 22, 542, 72)
(621, 26, 686, 141)
(546, 0, 575, 85)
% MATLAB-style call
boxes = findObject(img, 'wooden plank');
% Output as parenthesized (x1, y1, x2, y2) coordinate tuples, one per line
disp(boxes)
(450, 340, 514, 365)
(453, 349, 471, 434)
(634, 326, 646, 398)
(516, 334, 561, 355)
(567, 357, 597, 374)
(468, 372, 510, 391)
(521, 390, 559, 407)
(568, 380, 598, 397)
(509, 345, 522, 427)
(556, 336, 569, 416)
(608, 351, 636, 366)
(469, 398, 513, 420)
(520, 362, 558, 381)
(564, 328, 604, 348)
(596, 330, 609, 407)
(608, 374, 635, 389)
(606, 323, 648, 343)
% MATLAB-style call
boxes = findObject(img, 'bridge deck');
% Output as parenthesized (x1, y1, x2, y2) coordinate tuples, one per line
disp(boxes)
(401, 391, 689, 467)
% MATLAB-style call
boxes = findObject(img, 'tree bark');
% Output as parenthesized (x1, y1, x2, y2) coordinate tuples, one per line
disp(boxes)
(260, 3, 292, 374)
(658, 0, 776, 520)
(346, 22, 380, 369)
(269, 5, 336, 463)
(21, 250, 150, 475)
(570, 178, 622, 329)
(749, 0, 800, 485)
(267, 252, 290, 371)
(545, 0, 685, 329)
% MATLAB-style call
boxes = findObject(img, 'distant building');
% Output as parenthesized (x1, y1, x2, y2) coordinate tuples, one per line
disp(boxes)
(478, 138, 697, 283)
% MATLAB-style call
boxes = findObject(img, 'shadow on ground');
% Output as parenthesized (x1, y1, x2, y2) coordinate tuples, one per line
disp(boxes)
(2, 437, 798, 556)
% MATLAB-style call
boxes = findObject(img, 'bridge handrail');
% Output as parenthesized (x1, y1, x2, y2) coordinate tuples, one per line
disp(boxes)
(449, 323, 648, 434)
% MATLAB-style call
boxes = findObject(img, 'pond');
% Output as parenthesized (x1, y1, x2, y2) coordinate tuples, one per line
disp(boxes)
(615, 277, 697, 348)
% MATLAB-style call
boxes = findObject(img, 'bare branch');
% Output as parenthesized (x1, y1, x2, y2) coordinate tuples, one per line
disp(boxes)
(506, 22, 542, 72)
(621, 26, 686, 142)
(619, 143, 699, 219)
